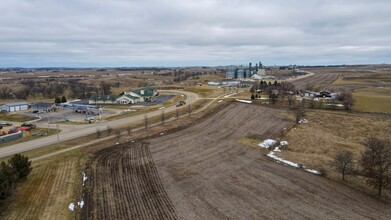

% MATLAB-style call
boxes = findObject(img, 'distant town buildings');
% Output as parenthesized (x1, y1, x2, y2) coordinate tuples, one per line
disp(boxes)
(226, 61, 266, 79)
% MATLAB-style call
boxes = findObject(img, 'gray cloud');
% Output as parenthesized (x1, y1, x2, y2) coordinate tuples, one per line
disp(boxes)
(0, 0, 390, 67)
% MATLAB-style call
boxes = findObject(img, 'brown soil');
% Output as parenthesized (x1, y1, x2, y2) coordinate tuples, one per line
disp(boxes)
(292, 72, 340, 90)
(83, 103, 391, 220)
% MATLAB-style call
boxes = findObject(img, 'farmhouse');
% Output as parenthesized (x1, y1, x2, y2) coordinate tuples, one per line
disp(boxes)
(0, 102, 29, 112)
(132, 87, 158, 102)
(88, 88, 158, 105)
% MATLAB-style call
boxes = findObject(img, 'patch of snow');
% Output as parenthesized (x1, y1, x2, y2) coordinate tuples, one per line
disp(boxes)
(305, 169, 321, 175)
(261, 102, 269, 104)
(160, 132, 164, 135)
(116, 142, 119, 145)
(82, 173, 88, 186)
(235, 99, 252, 104)
(158, 107, 165, 110)
(298, 119, 308, 124)
(267, 151, 300, 168)
(78, 200, 85, 209)
(273, 146, 281, 152)
(258, 139, 276, 149)
(69, 203, 75, 211)
(280, 141, 289, 146)
(218, 100, 223, 103)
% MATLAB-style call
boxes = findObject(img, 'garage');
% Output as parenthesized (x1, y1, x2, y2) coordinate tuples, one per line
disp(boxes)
(0, 102, 29, 112)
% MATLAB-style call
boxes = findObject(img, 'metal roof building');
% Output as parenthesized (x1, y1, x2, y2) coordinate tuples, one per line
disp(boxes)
(0, 102, 29, 112)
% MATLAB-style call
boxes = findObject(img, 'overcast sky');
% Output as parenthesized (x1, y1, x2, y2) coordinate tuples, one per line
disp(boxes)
(0, 0, 390, 67)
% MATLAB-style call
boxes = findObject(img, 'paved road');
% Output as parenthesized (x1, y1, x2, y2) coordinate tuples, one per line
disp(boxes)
(0, 90, 199, 158)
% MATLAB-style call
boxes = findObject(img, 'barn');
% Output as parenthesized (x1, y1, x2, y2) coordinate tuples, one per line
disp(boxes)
(0, 102, 29, 112)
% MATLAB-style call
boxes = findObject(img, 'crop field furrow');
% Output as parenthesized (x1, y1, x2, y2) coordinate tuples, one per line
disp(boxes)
(82, 103, 391, 220)
(83, 142, 178, 220)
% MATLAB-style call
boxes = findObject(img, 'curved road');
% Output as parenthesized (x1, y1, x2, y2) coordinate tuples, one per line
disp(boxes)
(0, 90, 199, 158)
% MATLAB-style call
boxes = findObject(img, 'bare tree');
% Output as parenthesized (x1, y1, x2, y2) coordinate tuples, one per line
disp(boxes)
(115, 129, 121, 142)
(144, 115, 148, 130)
(338, 90, 353, 110)
(96, 128, 101, 138)
(360, 136, 391, 197)
(0, 86, 13, 99)
(161, 110, 165, 124)
(107, 125, 113, 135)
(332, 151, 354, 181)
(295, 107, 305, 124)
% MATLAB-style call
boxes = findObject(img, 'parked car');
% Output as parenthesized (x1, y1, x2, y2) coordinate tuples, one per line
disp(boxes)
(8, 128, 20, 134)
(0, 122, 12, 126)
(21, 123, 36, 129)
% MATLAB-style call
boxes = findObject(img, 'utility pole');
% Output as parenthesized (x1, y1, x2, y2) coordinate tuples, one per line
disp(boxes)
(56, 123, 60, 146)
(47, 114, 50, 135)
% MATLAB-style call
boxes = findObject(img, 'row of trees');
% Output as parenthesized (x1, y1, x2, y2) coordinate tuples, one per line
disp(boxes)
(0, 154, 32, 202)
(0, 80, 115, 100)
(333, 136, 391, 197)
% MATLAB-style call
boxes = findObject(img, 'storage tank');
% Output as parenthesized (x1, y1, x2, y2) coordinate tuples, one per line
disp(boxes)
(237, 69, 245, 79)
(245, 69, 251, 78)
(226, 67, 236, 79)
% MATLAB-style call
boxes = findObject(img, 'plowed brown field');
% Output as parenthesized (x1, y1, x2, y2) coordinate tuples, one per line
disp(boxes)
(84, 103, 391, 220)
(292, 72, 339, 90)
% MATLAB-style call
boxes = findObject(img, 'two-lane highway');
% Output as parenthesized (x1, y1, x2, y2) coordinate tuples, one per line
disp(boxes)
(0, 90, 199, 158)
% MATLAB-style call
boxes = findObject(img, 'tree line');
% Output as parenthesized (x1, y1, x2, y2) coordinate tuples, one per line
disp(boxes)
(0, 154, 32, 203)
(332, 136, 391, 197)
(0, 80, 116, 100)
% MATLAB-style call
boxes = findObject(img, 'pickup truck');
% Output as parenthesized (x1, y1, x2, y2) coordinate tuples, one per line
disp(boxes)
(21, 123, 36, 129)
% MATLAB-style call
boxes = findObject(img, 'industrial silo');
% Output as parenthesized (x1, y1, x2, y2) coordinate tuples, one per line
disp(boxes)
(226, 67, 236, 79)
(237, 69, 245, 79)
(245, 69, 251, 78)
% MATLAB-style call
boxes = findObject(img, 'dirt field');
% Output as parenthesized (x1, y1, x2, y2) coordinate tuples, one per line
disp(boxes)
(291, 71, 340, 90)
(83, 103, 391, 219)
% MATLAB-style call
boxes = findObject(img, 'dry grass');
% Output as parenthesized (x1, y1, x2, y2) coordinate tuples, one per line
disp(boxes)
(0, 112, 36, 122)
(278, 110, 391, 194)
(0, 150, 84, 220)
(353, 92, 391, 113)
(184, 85, 223, 97)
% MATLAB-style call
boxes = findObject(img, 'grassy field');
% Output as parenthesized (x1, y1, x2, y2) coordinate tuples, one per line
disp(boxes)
(184, 85, 223, 97)
(0, 150, 84, 220)
(278, 110, 391, 195)
(0, 112, 36, 122)
(328, 70, 391, 113)
(353, 91, 391, 113)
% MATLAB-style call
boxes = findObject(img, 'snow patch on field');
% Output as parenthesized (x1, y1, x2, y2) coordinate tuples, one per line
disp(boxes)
(298, 119, 308, 124)
(78, 200, 85, 209)
(260, 139, 321, 175)
(258, 139, 276, 149)
(69, 203, 75, 211)
(305, 169, 321, 175)
(235, 99, 252, 104)
(82, 173, 88, 186)
(267, 151, 300, 168)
